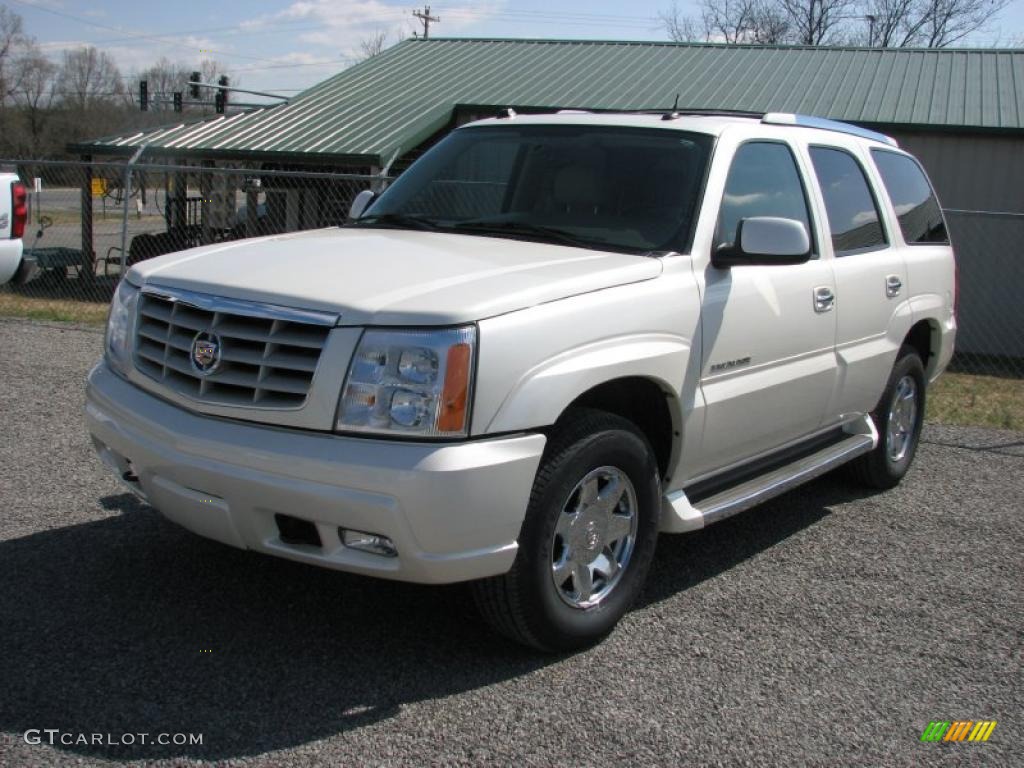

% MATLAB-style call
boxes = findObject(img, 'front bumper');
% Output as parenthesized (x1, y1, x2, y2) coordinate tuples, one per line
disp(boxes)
(85, 362, 545, 583)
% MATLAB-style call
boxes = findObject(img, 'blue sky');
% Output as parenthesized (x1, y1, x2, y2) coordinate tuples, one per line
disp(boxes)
(9, 0, 1024, 100)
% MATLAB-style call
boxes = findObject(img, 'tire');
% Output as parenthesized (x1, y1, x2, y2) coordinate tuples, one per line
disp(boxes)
(849, 345, 926, 489)
(472, 407, 661, 652)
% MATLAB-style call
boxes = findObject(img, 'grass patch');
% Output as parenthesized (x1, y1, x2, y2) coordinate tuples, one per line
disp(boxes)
(927, 372, 1024, 431)
(0, 292, 108, 325)
(0, 295, 1019, 432)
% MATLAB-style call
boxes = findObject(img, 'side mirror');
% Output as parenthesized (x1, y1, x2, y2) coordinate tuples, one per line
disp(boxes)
(712, 217, 811, 268)
(348, 189, 375, 221)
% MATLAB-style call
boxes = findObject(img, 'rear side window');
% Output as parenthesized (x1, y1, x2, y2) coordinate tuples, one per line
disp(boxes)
(809, 146, 887, 255)
(871, 150, 948, 244)
(715, 141, 813, 250)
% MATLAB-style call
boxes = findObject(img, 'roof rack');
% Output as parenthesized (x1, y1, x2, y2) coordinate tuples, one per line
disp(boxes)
(762, 113, 898, 146)
(556, 107, 765, 120)
(625, 108, 765, 121)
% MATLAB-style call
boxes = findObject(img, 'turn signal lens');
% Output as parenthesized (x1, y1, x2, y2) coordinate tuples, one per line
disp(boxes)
(438, 343, 471, 433)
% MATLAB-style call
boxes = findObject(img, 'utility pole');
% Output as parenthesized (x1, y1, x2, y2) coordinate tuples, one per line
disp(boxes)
(412, 5, 440, 39)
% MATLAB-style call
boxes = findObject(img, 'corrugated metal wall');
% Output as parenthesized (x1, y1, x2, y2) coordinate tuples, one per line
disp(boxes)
(888, 130, 1024, 359)
(890, 131, 1024, 212)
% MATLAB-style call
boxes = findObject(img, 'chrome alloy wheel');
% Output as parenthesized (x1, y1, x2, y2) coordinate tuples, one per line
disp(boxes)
(551, 466, 639, 609)
(887, 375, 918, 462)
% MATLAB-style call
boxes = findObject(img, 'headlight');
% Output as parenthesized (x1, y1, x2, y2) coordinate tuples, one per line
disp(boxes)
(337, 326, 476, 437)
(105, 279, 140, 378)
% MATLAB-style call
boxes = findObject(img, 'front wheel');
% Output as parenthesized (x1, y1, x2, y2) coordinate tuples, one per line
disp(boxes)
(849, 345, 926, 489)
(472, 408, 660, 652)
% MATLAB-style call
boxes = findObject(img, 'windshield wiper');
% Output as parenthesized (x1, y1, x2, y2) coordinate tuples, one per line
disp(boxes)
(351, 213, 441, 231)
(452, 219, 601, 249)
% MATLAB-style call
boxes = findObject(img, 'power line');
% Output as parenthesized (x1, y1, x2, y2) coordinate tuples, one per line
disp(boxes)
(79, 6, 664, 49)
(6, 0, 290, 65)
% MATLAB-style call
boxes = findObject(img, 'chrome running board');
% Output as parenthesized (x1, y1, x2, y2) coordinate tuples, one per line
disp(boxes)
(660, 414, 877, 533)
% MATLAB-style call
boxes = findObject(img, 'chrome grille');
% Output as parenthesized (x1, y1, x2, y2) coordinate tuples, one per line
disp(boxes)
(133, 290, 332, 408)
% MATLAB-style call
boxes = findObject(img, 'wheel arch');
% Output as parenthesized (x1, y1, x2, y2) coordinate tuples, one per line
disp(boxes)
(479, 333, 690, 485)
(904, 317, 940, 379)
(555, 376, 682, 485)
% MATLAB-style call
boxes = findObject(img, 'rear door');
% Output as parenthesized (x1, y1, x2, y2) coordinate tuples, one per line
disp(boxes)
(805, 143, 909, 419)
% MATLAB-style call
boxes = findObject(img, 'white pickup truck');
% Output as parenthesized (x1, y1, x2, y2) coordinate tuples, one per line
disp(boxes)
(0, 172, 27, 285)
(86, 111, 956, 651)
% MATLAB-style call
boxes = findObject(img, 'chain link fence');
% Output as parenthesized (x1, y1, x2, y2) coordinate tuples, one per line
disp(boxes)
(0, 159, 383, 306)
(0, 159, 1021, 378)
(943, 210, 1024, 378)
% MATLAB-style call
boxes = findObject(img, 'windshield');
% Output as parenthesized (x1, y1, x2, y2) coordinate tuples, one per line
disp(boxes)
(354, 124, 714, 254)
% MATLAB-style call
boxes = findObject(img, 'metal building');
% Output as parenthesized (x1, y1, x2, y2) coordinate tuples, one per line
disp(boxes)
(74, 39, 1024, 358)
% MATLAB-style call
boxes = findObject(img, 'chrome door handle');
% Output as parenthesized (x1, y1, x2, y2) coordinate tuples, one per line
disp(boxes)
(886, 275, 903, 298)
(814, 286, 835, 313)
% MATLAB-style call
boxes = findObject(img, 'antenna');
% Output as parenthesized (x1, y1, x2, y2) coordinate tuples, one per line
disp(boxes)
(662, 93, 682, 121)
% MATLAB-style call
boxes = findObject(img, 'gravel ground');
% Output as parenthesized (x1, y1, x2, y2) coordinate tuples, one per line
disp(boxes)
(0, 317, 1020, 767)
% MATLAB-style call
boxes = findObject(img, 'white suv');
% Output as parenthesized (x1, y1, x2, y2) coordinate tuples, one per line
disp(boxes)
(86, 111, 956, 651)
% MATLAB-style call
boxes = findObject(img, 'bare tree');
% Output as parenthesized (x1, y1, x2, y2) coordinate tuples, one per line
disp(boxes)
(199, 58, 232, 88)
(133, 58, 233, 111)
(11, 42, 55, 155)
(661, 0, 790, 44)
(919, 0, 1010, 47)
(359, 30, 390, 60)
(863, 0, 925, 46)
(858, 0, 1009, 46)
(138, 56, 188, 110)
(702, 0, 760, 42)
(0, 6, 25, 104)
(660, 1, 703, 41)
(55, 46, 125, 110)
(748, 3, 793, 42)
(777, 0, 857, 45)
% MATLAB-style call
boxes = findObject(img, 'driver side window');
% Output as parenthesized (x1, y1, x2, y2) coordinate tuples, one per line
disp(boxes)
(715, 141, 813, 254)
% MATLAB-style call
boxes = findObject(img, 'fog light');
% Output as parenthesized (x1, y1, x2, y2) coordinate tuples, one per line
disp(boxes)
(340, 529, 398, 557)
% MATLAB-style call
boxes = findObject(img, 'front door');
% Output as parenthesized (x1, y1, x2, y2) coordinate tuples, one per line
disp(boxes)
(690, 139, 838, 479)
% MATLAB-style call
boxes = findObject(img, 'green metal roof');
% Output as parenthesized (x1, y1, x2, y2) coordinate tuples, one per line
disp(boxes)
(72, 39, 1024, 164)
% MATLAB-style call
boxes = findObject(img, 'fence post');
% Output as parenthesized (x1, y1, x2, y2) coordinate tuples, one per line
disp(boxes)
(119, 145, 147, 274)
(201, 161, 215, 245)
(80, 155, 94, 277)
(170, 165, 187, 231)
(245, 176, 261, 238)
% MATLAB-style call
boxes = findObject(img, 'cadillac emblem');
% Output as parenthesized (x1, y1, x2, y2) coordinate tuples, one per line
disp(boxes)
(190, 331, 222, 375)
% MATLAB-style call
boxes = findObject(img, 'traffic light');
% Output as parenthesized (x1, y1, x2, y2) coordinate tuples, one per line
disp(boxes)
(173, 91, 182, 113)
(139, 80, 148, 111)
(218, 75, 229, 112)
(189, 72, 201, 99)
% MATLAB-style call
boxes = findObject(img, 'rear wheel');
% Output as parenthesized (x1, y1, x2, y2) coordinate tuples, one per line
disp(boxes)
(849, 345, 926, 489)
(472, 408, 660, 652)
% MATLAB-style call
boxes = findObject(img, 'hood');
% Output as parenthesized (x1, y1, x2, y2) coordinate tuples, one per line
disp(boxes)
(128, 228, 663, 326)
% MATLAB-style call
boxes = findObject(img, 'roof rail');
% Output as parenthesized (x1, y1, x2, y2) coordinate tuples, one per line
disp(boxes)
(624, 108, 764, 120)
(762, 113, 898, 147)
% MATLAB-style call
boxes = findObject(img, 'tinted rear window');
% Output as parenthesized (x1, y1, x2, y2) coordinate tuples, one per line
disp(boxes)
(871, 150, 948, 244)
(809, 146, 887, 254)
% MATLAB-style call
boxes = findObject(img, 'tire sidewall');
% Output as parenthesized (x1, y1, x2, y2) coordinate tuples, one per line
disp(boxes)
(518, 424, 660, 650)
(879, 351, 926, 479)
